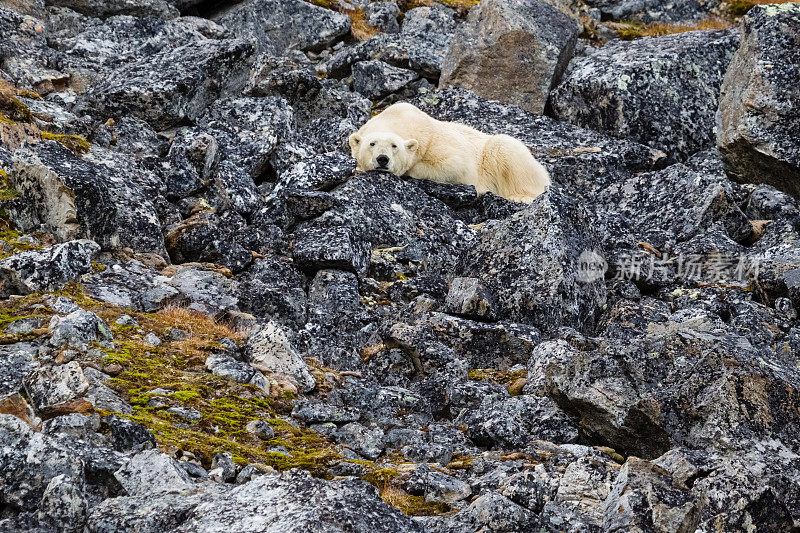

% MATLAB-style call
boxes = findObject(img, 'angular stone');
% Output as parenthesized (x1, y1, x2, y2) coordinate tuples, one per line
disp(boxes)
(246, 321, 316, 392)
(214, 0, 350, 54)
(10, 141, 166, 256)
(453, 188, 606, 333)
(78, 38, 257, 130)
(23, 361, 90, 414)
(352, 60, 418, 100)
(441, 0, 580, 114)
(0, 239, 99, 297)
(718, 4, 800, 198)
(551, 29, 739, 160)
(114, 449, 193, 497)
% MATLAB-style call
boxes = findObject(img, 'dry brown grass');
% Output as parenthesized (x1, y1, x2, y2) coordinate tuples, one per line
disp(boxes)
(150, 304, 243, 360)
(615, 18, 732, 40)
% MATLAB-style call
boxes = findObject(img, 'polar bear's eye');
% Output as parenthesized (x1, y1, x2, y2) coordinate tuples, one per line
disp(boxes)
(391, 144, 397, 149)
(369, 142, 375, 147)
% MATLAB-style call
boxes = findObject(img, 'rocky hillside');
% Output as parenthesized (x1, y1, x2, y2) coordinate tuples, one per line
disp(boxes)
(1, 0, 799, 531)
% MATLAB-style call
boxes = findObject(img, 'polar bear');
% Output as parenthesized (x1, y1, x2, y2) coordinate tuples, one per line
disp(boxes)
(349, 102, 550, 203)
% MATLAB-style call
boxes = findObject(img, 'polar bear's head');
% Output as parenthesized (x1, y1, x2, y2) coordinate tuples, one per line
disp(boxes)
(349, 131, 419, 175)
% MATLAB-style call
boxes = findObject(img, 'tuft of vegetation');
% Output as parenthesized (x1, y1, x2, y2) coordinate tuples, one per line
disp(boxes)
(468, 368, 528, 396)
(0, 80, 34, 123)
(40, 132, 91, 155)
(616, 18, 732, 40)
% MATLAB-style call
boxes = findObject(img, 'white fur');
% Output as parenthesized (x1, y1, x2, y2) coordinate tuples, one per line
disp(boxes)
(349, 102, 551, 203)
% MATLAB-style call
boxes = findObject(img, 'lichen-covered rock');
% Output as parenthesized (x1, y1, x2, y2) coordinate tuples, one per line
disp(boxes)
(246, 321, 315, 392)
(47, 0, 178, 19)
(52, 13, 225, 85)
(404, 463, 472, 504)
(174, 470, 425, 532)
(23, 361, 90, 413)
(0, 7, 67, 91)
(236, 254, 307, 328)
(459, 394, 578, 449)
(366, 1, 400, 34)
(77, 38, 257, 129)
(452, 188, 606, 333)
(550, 29, 739, 160)
(292, 225, 371, 277)
(717, 3, 800, 198)
(164, 213, 252, 273)
(37, 473, 88, 533)
(334, 421, 385, 460)
(213, 0, 350, 54)
(115, 449, 193, 496)
(10, 141, 167, 256)
(602, 457, 705, 533)
(48, 309, 112, 348)
(0, 239, 99, 297)
(584, 0, 720, 24)
(440, 0, 580, 115)
(326, 5, 457, 79)
(352, 60, 419, 100)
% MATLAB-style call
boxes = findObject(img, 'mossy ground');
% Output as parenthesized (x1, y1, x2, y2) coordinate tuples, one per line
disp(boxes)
(0, 278, 454, 515)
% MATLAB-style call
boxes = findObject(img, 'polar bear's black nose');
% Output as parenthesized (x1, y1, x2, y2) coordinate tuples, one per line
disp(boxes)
(376, 155, 389, 168)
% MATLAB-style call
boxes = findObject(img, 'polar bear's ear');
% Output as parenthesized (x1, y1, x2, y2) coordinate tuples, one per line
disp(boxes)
(349, 133, 362, 150)
(405, 139, 419, 152)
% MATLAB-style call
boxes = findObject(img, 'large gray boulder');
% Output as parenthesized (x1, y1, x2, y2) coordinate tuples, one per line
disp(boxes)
(214, 0, 350, 54)
(440, 0, 580, 114)
(10, 142, 167, 256)
(46, 0, 179, 19)
(0, 239, 99, 297)
(717, 4, 800, 198)
(550, 29, 739, 160)
(451, 188, 606, 334)
(77, 38, 257, 129)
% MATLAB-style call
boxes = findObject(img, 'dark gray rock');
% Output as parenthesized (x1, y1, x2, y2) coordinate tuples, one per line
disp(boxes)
(47, 0, 179, 19)
(334, 422, 385, 460)
(718, 4, 800, 198)
(584, 0, 720, 24)
(105, 415, 158, 453)
(115, 449, 193, 496)
(0, 239, 99, 297)
(352, 60, 419, 100)
(326, 5, 457, 79)
(550, 29, 739, 160)
(48, 309, 112, 348)
(236, 254, 307, 328)
(366, 1, 400, 34)
(746, 184, 800, 227)
(23, 361, 90, 412)
(205, 352, 256, 384)
(213, 0, 350, 54)
(172, 470, 424, 532)
(246, 321, 316, 392)
(10, 142, 167, 257)
(452, 188, 606, 333)
(0, 7, 66, 91)
(293, 225, 371, 277)
(404, 463, 472, 504)
(459, 394, 578, 449)
(0, 342, 38, 398)
(78, 38, 257, 130)
(164, 212, 252, 273)
(440, 0, 580, 114)
(602, 457, 705, 533)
